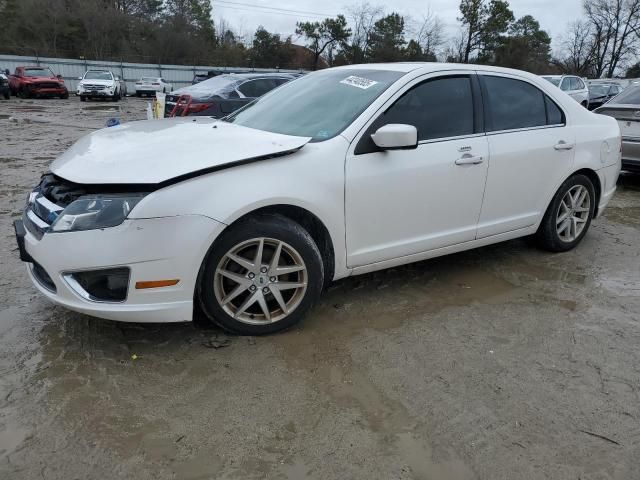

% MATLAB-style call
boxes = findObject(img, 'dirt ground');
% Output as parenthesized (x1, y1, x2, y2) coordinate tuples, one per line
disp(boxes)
(0, 96, 639, 480)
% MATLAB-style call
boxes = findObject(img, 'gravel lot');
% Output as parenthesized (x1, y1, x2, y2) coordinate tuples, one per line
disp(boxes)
(1, 96, 639, 480)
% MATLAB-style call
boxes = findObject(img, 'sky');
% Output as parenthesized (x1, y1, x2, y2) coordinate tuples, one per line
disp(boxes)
(211, 0, 584, 52)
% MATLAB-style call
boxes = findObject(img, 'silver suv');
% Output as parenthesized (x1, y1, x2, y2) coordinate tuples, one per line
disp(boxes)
(541, 75, 589, 108)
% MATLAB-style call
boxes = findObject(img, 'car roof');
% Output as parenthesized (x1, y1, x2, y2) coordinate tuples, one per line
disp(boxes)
(334, 63, 566, 79)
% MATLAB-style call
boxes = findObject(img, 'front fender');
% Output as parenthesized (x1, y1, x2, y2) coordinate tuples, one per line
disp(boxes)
(130, 136, 350, 279)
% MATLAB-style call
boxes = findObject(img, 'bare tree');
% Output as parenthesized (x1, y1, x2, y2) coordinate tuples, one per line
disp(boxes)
(414, 9, 445, 59)
(342, 2, 384, 64)
(444, 27, 467, 63)
(584, 0, 640, 78)
(557, 20, 596, 75)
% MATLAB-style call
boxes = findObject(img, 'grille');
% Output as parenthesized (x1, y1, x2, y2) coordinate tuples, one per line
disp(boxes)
(83, 84, 106, 90)
(35, 82, 61, 89)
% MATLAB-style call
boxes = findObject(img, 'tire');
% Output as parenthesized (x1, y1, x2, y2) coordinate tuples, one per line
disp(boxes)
(61, 92, 69, 99)
(535, 174, 596, 252)
(80, 95, 86, 102)
(3, 92, 8, 100)
(18, 87, 28, 99)
(198, 214, 324, 335)
(112, 90, 120, 102)
(136, 92, 141, 97)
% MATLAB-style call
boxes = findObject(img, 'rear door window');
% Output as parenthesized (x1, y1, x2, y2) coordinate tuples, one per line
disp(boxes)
(482, 75, 563, 131)
(239, 79, 274, 98)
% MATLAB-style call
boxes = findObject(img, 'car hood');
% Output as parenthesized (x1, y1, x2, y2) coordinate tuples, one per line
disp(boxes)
(79, 79, 114, 86)
(50, 117, 311, 185)
(25, 76, 61, 83)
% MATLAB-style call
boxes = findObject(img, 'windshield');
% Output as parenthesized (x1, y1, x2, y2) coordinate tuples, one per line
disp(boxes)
(225, 69, 404, 141)
(84, 71, 113, 80)
(24, 68, 54, 77)
(542, 76, 561, 87)
(610, 85, 640, 104)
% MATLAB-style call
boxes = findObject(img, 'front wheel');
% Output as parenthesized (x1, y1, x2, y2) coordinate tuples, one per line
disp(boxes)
(535, 174, 595, 252)
(198, 214, 324, 335)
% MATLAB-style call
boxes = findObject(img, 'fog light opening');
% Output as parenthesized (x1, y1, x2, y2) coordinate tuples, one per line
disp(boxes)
(64, 267, 130, 303)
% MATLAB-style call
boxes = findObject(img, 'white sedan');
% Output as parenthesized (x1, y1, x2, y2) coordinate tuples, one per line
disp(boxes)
(15, 63, 621, 335)
(135, 77, 172, 96)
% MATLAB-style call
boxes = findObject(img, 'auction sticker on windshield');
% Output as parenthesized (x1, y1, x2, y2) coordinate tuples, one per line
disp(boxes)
(340, 76, 378, 89)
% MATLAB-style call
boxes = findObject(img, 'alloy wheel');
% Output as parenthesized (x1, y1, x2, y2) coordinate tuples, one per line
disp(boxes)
(556, 185, 591, 242)
(213, 237, 308, 324)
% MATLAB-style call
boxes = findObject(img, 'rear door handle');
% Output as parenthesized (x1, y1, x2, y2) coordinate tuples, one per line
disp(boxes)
(554, 141, 574, 151)
(455, 155, 484, 166)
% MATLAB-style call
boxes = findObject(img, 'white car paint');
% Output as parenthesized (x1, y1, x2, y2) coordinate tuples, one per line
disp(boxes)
(51, 119, 311, 184)
(76, 70, 122, 99)
(542, 75, 590, 107)
(20, 63, 621, 322)
(135, 77, 172, 95)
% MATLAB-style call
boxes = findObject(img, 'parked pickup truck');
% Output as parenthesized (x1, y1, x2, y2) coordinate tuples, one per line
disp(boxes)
(8, 66, 68, 99)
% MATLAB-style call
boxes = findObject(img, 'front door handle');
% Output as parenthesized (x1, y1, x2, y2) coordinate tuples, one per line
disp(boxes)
(455, 155, 484, 166)
(554, 141, 575, 151)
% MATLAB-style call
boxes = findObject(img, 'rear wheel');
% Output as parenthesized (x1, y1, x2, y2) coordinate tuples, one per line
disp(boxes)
(198, 215, 324, 335)
(536, 174, 595, 252)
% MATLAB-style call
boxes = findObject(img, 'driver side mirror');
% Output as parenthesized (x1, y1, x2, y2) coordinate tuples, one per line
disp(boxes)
(371, 124, 418, 150)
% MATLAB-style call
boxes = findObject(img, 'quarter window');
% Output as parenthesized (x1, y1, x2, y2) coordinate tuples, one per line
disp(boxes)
(482, 76, 558, 131)
(373, 76, 475, 142)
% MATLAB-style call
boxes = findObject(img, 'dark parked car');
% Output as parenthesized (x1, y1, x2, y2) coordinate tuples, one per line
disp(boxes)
(0, 70, 10, 99)
(165, 73, 296, 118)
(596, 83, 640, 172)
(588, 83, 623, 110)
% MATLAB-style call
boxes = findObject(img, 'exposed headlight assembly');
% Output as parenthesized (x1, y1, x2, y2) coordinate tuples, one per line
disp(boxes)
(50, 195, 145, 233)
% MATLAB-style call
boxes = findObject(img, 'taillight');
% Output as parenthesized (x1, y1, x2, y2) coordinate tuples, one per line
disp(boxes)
(188, 103, 212, 113)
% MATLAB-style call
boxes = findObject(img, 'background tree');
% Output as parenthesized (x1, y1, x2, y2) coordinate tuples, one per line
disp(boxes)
(458, 0, 513, 62)
(250, 26, 295, 68)
(413, 9, 445, 60)
(584, 0, 640, 78)
(339, 2, 383, 64)
(555, 20, 596, 75)
(366, 13, 407, 62)
(296, 15, 351, 70)
(493, 15, 551, 72)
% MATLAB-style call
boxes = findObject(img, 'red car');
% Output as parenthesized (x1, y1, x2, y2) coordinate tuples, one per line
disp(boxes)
(9, 66, 68, 99)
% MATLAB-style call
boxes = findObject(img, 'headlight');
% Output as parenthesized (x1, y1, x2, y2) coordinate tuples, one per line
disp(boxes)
(50, 195, 145, 233)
